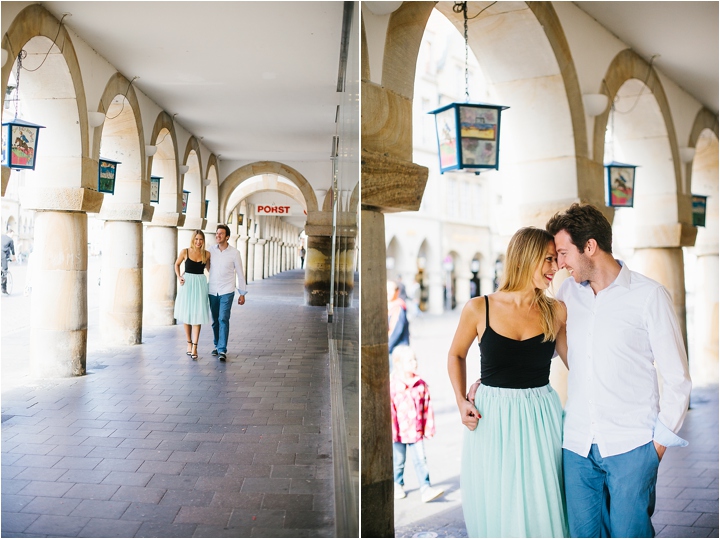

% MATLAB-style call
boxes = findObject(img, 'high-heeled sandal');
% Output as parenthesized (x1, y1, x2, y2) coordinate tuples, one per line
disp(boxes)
(191, 342, 198, 360)
(186, 341, 193, 356)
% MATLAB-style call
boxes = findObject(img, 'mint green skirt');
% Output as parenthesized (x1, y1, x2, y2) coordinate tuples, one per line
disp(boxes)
(461, 384, 568, 538)
(173, 273, 211, 325)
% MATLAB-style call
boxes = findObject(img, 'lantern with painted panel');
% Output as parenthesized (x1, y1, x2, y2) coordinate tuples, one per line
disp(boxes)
(428, 102, 508, 174)
(692, 195, 708, 227)
(605, 161, 638, 208)
(2, 118, 45, 171)
(150, 175, 161, 203)
(182, 190, 190, 214)
(98, 157, 121, 194)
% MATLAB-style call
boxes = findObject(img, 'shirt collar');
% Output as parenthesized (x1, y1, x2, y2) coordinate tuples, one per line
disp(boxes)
(573, 259, 629, 290)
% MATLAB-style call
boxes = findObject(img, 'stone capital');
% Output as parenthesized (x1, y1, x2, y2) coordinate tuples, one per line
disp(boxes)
(22, 186, 104, 213)
(256, 239, 267, 245)
(361, 150, 428, 213)
(633, 223, 698, 249)
(147, 212, 186, 228)
(180, 217, 207, 231)
(98, 203, 154, 222)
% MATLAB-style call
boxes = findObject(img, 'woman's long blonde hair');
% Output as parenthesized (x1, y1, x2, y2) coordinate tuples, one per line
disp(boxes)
(498, 227, 558, 342)
(189, 230, 207, 264)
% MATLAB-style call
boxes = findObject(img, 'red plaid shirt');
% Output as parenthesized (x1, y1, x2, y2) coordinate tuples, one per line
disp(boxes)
(390, 375, 435, 443)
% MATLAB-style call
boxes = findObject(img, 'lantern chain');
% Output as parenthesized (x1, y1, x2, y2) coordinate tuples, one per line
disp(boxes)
(14, 50, 27, 120)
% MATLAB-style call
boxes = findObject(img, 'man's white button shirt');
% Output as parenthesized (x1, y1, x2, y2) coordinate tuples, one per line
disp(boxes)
(556, 260, 691, 458)
(208, 244, 247, 296)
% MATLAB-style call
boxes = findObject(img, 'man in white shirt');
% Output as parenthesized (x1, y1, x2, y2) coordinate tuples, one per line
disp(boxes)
(546, 203, 691, 538)
(208, 224, 247, 362)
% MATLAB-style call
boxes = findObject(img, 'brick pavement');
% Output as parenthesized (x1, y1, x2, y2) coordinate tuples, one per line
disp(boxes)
(1, 269, 336, 538)
(393, 310, 719, 538)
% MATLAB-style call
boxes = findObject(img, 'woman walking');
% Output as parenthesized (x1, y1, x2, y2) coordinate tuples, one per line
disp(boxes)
(174, 230, 212, 360)
(448, 227, 569, 537)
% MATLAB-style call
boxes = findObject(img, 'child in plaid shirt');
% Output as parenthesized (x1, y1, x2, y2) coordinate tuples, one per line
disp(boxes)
(390, 345, 445, 503)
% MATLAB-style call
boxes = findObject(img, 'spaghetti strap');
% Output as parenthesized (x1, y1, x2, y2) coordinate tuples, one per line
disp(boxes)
(484, 295, 490, 328)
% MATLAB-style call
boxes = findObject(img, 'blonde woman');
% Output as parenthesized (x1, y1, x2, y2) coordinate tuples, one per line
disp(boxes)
(174, 230, 212, 360)
(448, 227, 569, 538)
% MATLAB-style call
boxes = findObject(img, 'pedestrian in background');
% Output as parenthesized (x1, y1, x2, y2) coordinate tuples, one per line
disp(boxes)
(390, 345, 445, 503)
(299, 246, 306, 269)
(2, 231, 15, 294)
(388, 280, 410, 357)
(174, 230, 212, 360)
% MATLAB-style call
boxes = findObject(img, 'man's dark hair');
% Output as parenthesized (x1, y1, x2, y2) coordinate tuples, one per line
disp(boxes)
(216, 224, 231, 238)
(546, 203, 613, 254)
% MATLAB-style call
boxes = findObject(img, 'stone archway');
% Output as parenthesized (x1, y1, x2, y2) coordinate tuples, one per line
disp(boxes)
(594, 49, 696, 348)
(2, 5, 103, 377)
(204, 154, 220, 247)
(93, 73, 153, 346)
(687, 108, 719, 386)
(144, 112, 183, 327)
(219, 161, 318, 220)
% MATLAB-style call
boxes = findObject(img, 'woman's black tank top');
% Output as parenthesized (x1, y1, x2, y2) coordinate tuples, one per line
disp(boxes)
(479, 295, 555, 389)
(185, 254, 206, 275)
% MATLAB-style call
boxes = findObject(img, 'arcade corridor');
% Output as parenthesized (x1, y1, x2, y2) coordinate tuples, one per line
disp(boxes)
(1, 269, 345, 537)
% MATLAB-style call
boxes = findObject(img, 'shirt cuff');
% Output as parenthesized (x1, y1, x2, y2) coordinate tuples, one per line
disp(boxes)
(237, 289, 247, 296)
(653, 418, 688, 448)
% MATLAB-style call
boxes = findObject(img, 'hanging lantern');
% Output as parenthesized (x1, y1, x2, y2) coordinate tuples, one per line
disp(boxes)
(2, 51, 45, 171)
(98, 157, 121, 195)
(150, 175, 161, 203)
(604, 161, 637, 208)
(692, 195, 708, 227)
(2, 118, 45, 171)
(429, 102, 508, 174)
(204, 199, 209, 219)
(182, 190, 190, 214)
(428, 2, 508, 175)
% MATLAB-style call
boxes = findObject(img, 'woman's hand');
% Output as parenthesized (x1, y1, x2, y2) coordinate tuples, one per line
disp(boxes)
(179, 276, 185, 286)
(466, 379, 482, 402)
(458, 398, 481, 431)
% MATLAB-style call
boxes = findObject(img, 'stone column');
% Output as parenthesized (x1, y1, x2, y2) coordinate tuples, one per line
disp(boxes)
(263, 239, 271, 279)
(247, 238, 257, 282)
(693, 251, 719, 384)
(632, 247, 689, 348)
(304, 233, 332, 306)
(238, 234, 249, 278)
(428, 269, 445, 314)
(360, 209, 393, 536)
(24, 183, 103, 377)
(360, 143, 429, 536)
(30, 210, 92, 377)
(100, 220, 144, 345)
(255, 239, 266, 280)
(144, 219, 182, 326)
(97, 203, 154, 345)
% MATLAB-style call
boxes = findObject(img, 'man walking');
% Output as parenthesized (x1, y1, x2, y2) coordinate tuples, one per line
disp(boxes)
(2, 231, 15, 295)
(208, 224, 247, 362)
(546, 203, 691, 538)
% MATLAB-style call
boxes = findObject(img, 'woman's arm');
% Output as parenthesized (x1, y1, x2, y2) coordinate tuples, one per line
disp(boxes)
(174, 249, 187, 285)
(554, 300, 568, 369)
(448, 299, 485, 430)
(204, 250, 211, 273)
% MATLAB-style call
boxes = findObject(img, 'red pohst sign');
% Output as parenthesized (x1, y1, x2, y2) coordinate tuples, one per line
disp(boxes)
(256, 205, 292, 214)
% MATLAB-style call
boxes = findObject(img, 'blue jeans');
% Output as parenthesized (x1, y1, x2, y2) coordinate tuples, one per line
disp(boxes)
(393, 441, 430, 488)
(563, 442, 659, 538)
(208, 292, 233, 353)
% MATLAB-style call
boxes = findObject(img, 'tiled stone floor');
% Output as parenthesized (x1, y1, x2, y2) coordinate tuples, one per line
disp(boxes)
(2, 269, 336, 537)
